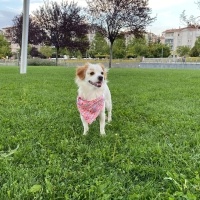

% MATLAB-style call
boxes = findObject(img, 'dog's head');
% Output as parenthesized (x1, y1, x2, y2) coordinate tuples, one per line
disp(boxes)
(76, 63, 107, 88)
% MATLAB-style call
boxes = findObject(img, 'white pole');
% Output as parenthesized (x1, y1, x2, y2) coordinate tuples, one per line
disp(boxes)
(20, 0, 30, 74)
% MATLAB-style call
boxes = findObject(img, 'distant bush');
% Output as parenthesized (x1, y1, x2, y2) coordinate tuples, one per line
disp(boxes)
(186, 57, 200, 62)
(94, 54, 109, 59)
(126, 54, 137, 59)
(28, 58, 56, 66)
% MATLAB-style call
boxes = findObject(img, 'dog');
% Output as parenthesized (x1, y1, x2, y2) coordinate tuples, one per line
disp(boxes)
(75, 63, 112, 135)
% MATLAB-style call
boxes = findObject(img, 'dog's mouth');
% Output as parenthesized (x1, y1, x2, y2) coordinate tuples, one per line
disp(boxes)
(89, 80, 103, 88)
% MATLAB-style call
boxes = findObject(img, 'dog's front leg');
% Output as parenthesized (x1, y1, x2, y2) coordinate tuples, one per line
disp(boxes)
(80, 115, 89, 135)
(99, 111, 106, 135)
(107, 106, 112, 123)
(105, 95, 112, 123)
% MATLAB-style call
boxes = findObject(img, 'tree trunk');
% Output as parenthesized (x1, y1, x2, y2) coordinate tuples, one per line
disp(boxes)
(56, 47, 59, 66)
(109, 42, 113, 68)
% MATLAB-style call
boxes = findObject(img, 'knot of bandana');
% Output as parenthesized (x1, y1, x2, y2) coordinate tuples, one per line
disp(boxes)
(77, 95, 104, 124)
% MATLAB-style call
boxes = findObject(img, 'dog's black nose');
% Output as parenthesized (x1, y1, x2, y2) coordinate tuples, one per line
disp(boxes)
(98, 76, 103, 81)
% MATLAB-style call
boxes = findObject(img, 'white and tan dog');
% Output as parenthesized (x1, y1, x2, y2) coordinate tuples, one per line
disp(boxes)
(75, 63, 112, 135)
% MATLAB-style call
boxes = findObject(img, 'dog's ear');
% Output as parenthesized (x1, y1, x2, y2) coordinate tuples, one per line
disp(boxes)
(76, 64, 88, 80)
(99, 63, 107, 79)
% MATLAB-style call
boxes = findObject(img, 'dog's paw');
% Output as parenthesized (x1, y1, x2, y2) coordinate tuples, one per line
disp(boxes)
(83, 130, 89, 135)
(100, 133, 106, 136)
(100, 130, 106, 136)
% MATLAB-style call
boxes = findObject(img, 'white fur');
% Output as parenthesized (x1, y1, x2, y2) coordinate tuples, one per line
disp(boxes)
(75, 63, 112, 135)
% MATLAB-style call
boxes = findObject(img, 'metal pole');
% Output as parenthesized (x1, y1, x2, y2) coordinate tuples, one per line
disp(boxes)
(20, 0, 30, 74)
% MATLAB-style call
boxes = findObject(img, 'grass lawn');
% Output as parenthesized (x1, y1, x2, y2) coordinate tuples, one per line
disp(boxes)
(1, 66, 200, 199)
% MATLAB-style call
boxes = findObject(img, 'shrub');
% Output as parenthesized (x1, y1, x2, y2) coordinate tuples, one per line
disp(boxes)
(28, 58, 56, 66)
(126, 54, 137, 59)
(94, 54, 109, 59)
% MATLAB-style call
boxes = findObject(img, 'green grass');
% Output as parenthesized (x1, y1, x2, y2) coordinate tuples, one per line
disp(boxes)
(1, 66, 200, 199)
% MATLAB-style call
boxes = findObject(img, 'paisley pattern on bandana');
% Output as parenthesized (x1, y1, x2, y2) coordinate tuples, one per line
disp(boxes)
(77, 95, 104, 124)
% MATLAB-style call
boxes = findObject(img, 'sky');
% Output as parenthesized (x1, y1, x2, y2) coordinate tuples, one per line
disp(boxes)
(0, 0, 199, 35)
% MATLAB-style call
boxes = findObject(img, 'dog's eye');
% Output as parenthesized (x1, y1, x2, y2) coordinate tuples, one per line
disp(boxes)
(90, 72, 95, 76)
(101, 72, 104, 75)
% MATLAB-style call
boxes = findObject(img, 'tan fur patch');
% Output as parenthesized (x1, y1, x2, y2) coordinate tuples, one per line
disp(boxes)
(76, 64, 88, 80)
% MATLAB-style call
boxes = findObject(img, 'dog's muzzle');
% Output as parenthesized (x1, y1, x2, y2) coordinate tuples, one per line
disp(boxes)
(89, 76, 103, 87)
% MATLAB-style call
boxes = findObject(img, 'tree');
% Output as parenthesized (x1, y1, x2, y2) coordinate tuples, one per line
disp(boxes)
(148, 43, 170, 58)
(190, 46, 199, 57)
(0, 34, 12, 58)
(29, 47, 40, 57)
(180, 1, 200, 27)
(190, 37, 200, 56)
(126, 37, 148, 57)
(33, 0, 89, 65)
(176, 46, 190, 57)
(112, 35, 126, 58)
(40, 46, 53, 58)
(88, 32, 109, 58)
(180, 10, 199, 27)
(9, 13, 46, 49)
(86, 0, 156, 67)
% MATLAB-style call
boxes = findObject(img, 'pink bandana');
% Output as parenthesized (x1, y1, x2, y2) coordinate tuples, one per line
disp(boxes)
(77, 95, 104, 124)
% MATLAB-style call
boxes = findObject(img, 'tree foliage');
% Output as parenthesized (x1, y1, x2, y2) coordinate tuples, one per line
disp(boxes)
(180, 10, 199, 27)
(148, 43, 171, 58)
(33, 0, 89, 65)
(29, 47, 40, 58)
(86, 0, 156, 67)
(40, 46, 53, 58)
(0, 34, 12, 58)
(190, 37, 200, 57)
(10, 13, 46, 48)
(180, 1, 200, 27)
(88, 32, 109, 58)
(176, 46, 191, 57)
(112, 35, 126, 59)
(126, 37, 171, 58)
(127, 37, 148, 57)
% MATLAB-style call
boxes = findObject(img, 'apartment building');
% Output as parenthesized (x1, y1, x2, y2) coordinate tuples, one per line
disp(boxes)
(162, 26, 200, 51)
(124, 31, 158, 46)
